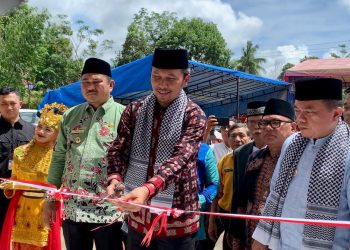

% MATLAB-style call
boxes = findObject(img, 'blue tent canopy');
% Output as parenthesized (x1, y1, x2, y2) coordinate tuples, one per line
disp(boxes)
(39, 55, 290, 117)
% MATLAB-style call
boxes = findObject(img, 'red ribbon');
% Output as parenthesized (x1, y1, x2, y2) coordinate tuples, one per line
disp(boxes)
(141, 211, 168, 247)
(3, 178, 350, 246)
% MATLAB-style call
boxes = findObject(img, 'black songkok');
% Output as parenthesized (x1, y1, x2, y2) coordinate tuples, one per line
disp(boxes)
(295, 78, 342, 101)
(264, 98, 295, 121)
(152, 48, 188, 69)
(247, 101, 266, 117)
(81, 58, 112, 77)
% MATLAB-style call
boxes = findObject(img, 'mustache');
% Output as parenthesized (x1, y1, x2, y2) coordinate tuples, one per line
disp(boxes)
(263, 132, 275, 136)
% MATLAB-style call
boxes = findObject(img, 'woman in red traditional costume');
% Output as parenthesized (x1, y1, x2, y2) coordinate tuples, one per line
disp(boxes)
(0, 103, 67, 250)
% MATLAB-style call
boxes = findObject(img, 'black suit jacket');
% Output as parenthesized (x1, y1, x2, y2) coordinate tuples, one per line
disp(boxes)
(228, 141, 254, 237)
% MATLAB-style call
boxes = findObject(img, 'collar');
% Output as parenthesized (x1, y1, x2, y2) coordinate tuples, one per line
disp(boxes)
(0, 116, 24, 127)
(84, 96, 114, 112)
(253, 145, 260, 152)
(221, 142, 231, 151)
(252, 141, 267, 151)
(310, 132, 332, 146)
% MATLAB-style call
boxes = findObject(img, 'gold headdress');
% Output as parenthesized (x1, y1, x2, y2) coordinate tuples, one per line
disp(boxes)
(38, 102, 68, 130)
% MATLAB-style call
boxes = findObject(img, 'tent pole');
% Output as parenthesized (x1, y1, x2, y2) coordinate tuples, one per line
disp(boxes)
(236, 77, 240, 119)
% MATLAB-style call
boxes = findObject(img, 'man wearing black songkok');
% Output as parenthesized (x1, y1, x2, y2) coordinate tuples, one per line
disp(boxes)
(253, 78, 350, 250)
(106, 48, 206, 249)
(232, 101, 267, 208)
(230, 98, 296, 249)
(44, 58, 126, 250)
(227, 101, 266, 247)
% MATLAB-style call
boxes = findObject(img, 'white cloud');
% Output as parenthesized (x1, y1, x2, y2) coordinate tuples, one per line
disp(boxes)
(276, 45, 309, 64)
(28, 0, 263, 60)
(339, 0, 350, 10)
(322, 49, 339, 58)
(258, 45, 309, 79)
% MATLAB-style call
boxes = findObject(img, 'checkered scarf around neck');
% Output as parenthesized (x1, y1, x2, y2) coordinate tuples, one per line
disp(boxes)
(257, 120, 350, 249)
(124, 90, 188, 208)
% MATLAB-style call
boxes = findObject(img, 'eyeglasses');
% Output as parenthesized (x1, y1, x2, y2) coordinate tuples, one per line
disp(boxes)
(258, 119, 292, 129)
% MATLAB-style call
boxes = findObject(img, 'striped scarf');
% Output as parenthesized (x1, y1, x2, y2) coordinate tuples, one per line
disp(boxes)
(124, 90, 187, 208)
(257, 121, 350, 249)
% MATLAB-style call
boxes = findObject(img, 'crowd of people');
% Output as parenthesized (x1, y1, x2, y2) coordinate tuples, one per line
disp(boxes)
(0, 47, 350, 250)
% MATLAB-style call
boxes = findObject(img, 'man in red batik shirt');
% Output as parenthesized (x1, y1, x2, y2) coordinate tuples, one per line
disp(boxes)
(106, 48, 206, 250)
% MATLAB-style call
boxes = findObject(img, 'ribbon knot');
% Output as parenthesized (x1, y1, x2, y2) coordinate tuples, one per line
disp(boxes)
(141, 209, 169, 247)
(46, 186, 70, 201)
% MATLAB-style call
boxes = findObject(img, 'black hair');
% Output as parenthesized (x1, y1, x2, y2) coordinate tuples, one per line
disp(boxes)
(322, 99, 343, 110)
(0, 87, 20, 97)
(228, 123, 250, 137)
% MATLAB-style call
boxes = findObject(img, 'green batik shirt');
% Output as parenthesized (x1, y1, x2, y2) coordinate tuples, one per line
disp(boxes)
(48, 97, 125, 223)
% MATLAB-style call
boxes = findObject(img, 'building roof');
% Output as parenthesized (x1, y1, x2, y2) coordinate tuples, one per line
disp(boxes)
(285, 58, 350, 84)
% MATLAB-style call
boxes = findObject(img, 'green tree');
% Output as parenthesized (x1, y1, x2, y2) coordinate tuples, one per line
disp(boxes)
(0, 4, 83, 92)
(157, 18, 231, 67)
(331, 44, 350, 58)
(0, 3, 113, 106)
(71, 19, 114, 59)
(227, 58, 239, 70)
(115, 8, 177, 66)
(278, 63, 294, 80)
(299, 55, 319, 63)
(0, 4, 48, 90)
(34, 14, 83, 90)
(236, 41, 266, 75)
(115, 8, 231, 67)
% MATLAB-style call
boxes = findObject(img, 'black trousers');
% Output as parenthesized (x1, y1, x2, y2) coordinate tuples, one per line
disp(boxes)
(0, 192, 10, 235)
(127, 227, 195, 250)
(195, 215, 216, 250)
(217, 207, 231, 250)
(62, 219, 124, 250)
(195, 238, 216, 250)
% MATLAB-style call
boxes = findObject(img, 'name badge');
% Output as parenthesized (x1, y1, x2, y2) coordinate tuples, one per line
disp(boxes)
(71, 129, 84, 134)
(8, 160, 13, 171)
(224, 168, 233, 173)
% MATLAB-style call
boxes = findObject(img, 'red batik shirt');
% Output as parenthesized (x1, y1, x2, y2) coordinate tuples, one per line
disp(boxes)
(107, 97, 206, 237)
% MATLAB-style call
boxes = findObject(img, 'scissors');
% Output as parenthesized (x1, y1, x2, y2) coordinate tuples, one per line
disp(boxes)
(113, 182, 125, 196)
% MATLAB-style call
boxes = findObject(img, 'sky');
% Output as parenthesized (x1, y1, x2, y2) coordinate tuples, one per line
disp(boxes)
(27, 0, 350, 79)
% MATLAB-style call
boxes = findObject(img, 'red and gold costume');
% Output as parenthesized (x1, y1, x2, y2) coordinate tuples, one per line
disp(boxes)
(0, 103, 67, 250)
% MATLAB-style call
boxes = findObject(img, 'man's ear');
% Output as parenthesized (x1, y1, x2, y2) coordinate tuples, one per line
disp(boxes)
(291, 121, 297, 132)
(19, 101, 23, 109)
(183, 74, 190, 87)
(109, 79, 115, 91)
(334, 107, 343, 121)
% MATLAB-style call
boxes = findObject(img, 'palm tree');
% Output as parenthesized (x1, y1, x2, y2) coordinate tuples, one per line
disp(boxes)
(236, 41, 266, 75)
(331, 44, 350, 58)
